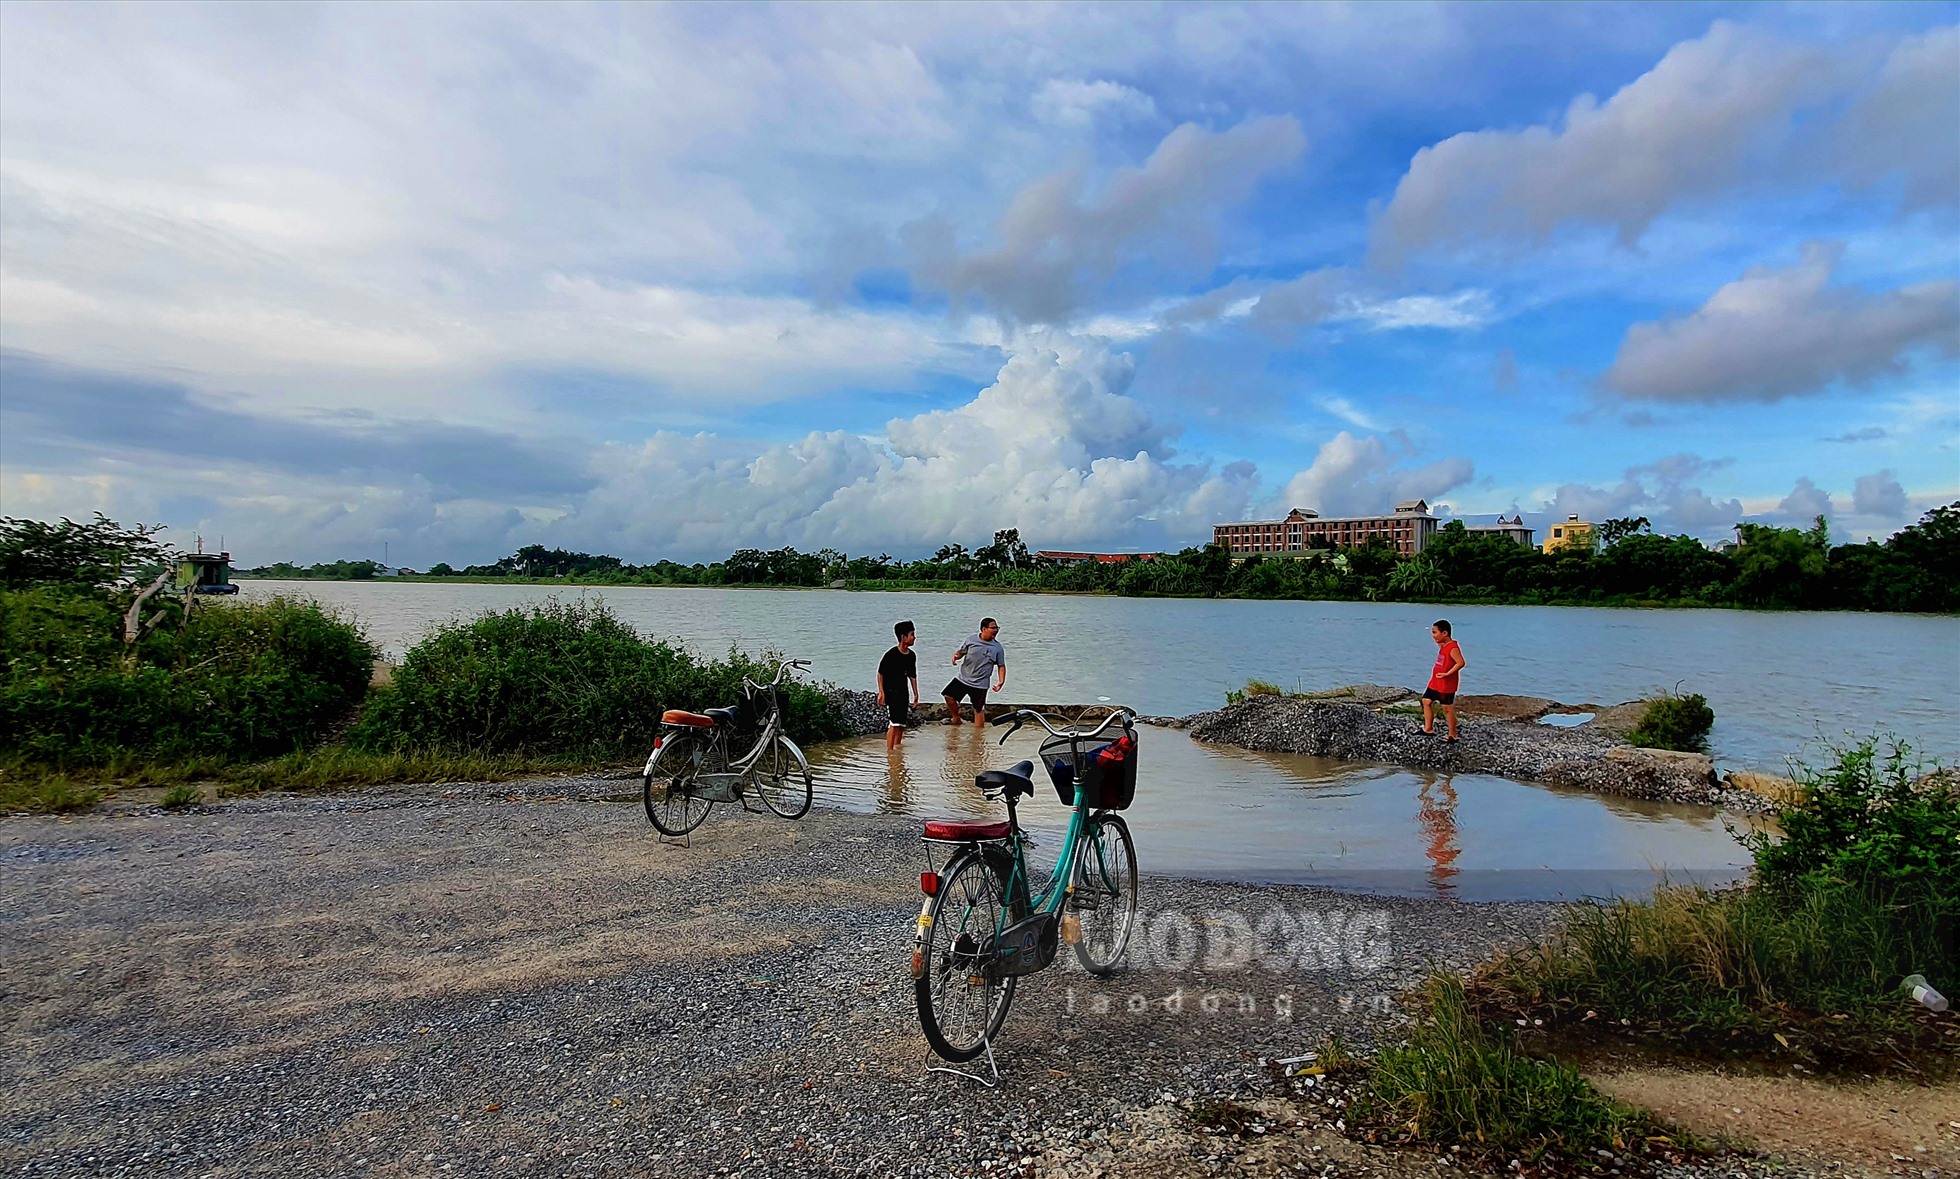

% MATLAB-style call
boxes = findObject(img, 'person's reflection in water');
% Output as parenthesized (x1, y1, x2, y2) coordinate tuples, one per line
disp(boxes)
(881, 744, 913, 814)
(943, 724, 991, 811)
(1416, 774, 1462, 896)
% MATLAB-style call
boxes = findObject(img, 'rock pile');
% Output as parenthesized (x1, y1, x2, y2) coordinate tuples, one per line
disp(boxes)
(1183, 693, 1772, 813)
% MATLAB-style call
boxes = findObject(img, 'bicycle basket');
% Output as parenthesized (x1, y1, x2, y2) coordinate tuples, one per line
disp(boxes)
(735, 681, 785, 730)
(1038, 728, 1138, 810)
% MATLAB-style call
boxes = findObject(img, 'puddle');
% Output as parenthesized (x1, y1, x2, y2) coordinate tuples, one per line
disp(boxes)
(1538, 713, 1595, 728)
(804, 726, 1762, 902)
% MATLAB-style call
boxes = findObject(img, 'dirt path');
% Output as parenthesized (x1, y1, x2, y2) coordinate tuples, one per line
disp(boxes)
(1590, 1069, 1960, 1178)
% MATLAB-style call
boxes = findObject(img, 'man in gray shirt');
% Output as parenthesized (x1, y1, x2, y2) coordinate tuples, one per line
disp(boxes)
(941, 617, 1006, 727)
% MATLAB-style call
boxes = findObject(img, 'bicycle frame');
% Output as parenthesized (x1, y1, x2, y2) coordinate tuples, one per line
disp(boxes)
(929, 707, 1132, 937)
(644, 657, 811, 782)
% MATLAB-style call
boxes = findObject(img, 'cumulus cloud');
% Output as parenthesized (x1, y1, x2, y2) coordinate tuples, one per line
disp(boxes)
(1536, 453, 1745, 540)
(1602, 242, 1960, 402)
(1775, 475, 1835, 524)
(907, 116, 1306, 325)
(556, 335, 1257, 557)
(1372, 21, 1957, 258)
(1851, 469, 1908, 519)
(1278, 432, 1475, 517)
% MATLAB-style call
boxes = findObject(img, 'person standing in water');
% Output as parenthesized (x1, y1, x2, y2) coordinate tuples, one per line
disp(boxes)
(942, 617, 1006, 727)
(1420, 619, 1465, 742)
(877, 621, 919, 750)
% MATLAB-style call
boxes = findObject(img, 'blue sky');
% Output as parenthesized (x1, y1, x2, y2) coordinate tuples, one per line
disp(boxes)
(1, 2, 1955, 565)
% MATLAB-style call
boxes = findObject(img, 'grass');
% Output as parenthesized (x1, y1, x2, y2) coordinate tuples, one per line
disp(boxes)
(1464, 883, 1951, 1071)
(1358, 973, 1690, 1165)
(0, 746, 616, 813)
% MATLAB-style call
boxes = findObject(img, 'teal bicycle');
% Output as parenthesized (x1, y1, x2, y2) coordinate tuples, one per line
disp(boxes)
(910, 707, 1141, 1066)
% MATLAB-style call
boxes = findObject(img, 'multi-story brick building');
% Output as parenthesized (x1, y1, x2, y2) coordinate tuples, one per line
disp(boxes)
(1212, 500, 1440, 558)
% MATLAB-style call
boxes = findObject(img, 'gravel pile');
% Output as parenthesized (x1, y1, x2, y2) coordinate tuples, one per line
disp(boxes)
(1184, 695, 1774, 813)
(823, 687, 888, 738)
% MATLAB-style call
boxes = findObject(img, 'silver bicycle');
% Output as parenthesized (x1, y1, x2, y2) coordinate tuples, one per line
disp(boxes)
(642, 657, 815, 836)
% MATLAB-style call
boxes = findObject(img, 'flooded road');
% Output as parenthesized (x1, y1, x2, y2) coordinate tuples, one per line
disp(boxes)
(803, 724, 1763, 902)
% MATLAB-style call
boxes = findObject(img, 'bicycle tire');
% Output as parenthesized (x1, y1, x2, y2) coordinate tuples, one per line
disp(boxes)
(644, 732, 715, 837)
(915, 849, 1017, 1062)
(1071, 812, 1138, 975)
(754, 734, 813, 819)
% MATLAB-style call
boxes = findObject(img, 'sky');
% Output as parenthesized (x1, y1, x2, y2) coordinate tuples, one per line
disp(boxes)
(1, 1, 1956, 567)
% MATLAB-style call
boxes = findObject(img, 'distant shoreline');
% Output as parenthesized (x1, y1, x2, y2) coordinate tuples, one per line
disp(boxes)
(231, 576, 1960, 615)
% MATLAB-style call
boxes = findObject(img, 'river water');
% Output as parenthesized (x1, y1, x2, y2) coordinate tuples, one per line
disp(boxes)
(239, 581, 1955, 899)
(244, 580, 1958, 770)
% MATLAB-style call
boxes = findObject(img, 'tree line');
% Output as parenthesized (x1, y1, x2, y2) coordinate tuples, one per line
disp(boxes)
(229, 506, 1959, 613)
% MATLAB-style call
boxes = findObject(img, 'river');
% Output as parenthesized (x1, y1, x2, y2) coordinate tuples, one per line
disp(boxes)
(242, 580, 1958, 770)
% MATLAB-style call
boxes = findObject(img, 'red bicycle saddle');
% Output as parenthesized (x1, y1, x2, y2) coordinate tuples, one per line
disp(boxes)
(921, 819, 1011, 841)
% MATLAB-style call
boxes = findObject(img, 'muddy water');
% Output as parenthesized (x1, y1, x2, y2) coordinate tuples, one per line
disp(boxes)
(803, 724, 1763, 902)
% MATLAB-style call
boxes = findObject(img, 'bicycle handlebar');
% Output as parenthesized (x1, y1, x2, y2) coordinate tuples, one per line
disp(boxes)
(746, 657, 812, 691)
(993, 706, 1134, 745)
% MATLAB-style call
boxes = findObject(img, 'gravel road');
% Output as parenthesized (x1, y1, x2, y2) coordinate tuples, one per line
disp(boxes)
(1, 778, 1805, 1179)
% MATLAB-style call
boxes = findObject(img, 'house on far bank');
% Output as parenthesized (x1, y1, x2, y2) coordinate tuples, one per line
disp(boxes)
(173, 550, 238, 595)
(1542, 515, 1595, 554)
(1465, 514, 1536, 548)
(1034, 550, 1159, 564)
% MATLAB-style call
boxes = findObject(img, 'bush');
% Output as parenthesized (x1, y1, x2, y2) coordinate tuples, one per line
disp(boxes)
(1365, 973, 1662, 1162)
(0, 589, 375, 764)
(351, 599, 844, 758)
(1626, 691, 1714, 751)
(1469, 741, 1957, 1066)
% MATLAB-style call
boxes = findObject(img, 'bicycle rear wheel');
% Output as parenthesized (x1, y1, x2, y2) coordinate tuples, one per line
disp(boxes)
(915, 849, 1017, 1062)
(753, 734, 812, 819)
(1071, 812, 1138, 975)
(644, 732, 716, 836)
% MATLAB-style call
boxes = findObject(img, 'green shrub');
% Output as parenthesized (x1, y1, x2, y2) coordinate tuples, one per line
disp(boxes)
(159, 782, 202, 809)
(351, 599, 843, 758)
(0, 589, 375, 764)
(1365, 973, 1661, 1162)
(1626, 691, 1714, 751)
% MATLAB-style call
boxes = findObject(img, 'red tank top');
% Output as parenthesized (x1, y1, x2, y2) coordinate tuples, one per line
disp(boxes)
(1429, 640, 1461, 692)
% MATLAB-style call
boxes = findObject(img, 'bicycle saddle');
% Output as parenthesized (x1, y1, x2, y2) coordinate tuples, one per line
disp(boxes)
(975, 760, 1036, 799)
(703, 706, 741, 727)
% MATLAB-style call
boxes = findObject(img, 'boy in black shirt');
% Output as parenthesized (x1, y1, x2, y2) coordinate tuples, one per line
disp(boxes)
(877, 620, 919, 749)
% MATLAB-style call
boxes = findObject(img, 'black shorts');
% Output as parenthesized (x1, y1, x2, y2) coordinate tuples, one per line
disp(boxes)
(1422, 687, 1456, 705)
(942, 678, 989, 707)
(887, 699, 911, 728)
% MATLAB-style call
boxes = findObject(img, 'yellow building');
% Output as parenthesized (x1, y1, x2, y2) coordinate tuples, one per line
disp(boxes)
(1542, 515, 1595, 554)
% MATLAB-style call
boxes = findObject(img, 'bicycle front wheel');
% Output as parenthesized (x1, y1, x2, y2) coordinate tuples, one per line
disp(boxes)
(915, 850, 1017, 1062)
(1071, 812, 1138, 975)
(644, 733, 715, 837)
(753, 734, 812, 819)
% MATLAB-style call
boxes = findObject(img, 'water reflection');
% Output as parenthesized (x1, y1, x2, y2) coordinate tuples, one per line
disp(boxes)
(804, 725, 1757, 901)
(1414, 773, 1461, 897)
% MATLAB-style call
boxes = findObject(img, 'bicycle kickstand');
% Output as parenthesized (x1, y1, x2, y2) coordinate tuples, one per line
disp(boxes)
(923, 1036, 1001, 1088)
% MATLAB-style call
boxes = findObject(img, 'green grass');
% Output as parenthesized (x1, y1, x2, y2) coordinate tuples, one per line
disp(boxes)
(1361, 973, 1682, 1163)
(0, 746, 617, 813)
(0, 770, 103, 814)
(159, 782, 202, 809)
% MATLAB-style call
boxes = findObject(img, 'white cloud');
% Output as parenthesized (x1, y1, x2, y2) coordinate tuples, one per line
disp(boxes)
(1851, 469, 1908, 519)
(549, 335, 1255, 558)
(1316, 397, 1384, 432)
(1031, 79, 1157, 128)
(1603, 242, 1960, 402)
(1536, 453, 1745, 540)
(1278, 432, 1475, 517)
(1372, 21, 1958, 258)
(907, 116, 1307, 325)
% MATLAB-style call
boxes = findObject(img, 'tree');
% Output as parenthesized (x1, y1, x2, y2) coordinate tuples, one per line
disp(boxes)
(0, 514, 173, 589)
(1388, 556, 1448, 599)
(1730, 517, 1829, 607)
(426, 562, 456, 577)
(1595, 516, 1651, 548)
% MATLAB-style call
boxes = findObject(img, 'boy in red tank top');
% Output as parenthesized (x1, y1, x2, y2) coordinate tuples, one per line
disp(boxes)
(1420, 619, 1466, 742)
